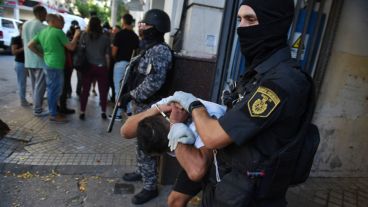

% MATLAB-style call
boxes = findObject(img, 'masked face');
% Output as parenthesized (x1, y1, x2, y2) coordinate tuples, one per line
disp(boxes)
(237, 5, 259, 27)
(236, 0, 294, 68)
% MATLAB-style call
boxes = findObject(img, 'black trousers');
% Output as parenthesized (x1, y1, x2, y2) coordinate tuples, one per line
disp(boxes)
(59, 67, 73, 109)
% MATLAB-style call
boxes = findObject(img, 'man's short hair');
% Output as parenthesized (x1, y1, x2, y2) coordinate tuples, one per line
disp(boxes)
(71, 20, 79, 26)
(46, 14, 59, 24)
(137, 115, 170, 155)
(33, 5, 47, 16)
(122, 14, 134, 26)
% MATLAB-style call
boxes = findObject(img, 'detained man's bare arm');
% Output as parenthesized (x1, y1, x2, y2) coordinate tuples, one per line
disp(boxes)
(169, 104, 212, 181)
(120, 104, 172, 139)
(175, 144, 212, 181)
(191, 107, 233, 149)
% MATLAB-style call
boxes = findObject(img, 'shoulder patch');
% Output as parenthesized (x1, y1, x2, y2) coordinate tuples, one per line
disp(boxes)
(247, 86, 280, 118)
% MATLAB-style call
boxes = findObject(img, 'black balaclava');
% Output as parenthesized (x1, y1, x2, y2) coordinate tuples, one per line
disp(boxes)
(142, 27, 164, 48)
(237, 0, 294, 69)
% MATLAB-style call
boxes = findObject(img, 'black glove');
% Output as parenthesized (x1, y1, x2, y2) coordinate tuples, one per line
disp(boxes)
(221, 90, 232, 106)
(118, 93, 133, 110)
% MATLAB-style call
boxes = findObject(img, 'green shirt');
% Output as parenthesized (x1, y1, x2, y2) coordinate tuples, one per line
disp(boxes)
(33, 26, 69, 69)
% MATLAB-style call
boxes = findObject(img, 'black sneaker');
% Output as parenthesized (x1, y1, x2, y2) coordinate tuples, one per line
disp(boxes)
(59, 108, 76, 114)
(101, 113, 107, 119)
(79, 113, 85, 120)
(122, 172, 142, 182)
(131, 188, 158, 205)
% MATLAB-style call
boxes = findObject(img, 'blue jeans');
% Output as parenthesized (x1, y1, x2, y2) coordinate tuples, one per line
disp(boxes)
(15, 62, 27, 102)
(113, 60, 129, 115)
(45, 68, 64, 117)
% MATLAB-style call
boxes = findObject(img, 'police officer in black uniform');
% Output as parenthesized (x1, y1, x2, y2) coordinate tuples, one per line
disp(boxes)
(166, 0, 313, 206)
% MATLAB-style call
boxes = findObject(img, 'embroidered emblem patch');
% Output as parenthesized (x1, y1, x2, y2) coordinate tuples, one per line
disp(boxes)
(145, 63, 152, 75)
(247, 86, 280, 118)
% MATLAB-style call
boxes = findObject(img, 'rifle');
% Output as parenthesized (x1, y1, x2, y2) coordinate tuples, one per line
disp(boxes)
(107, 52, 141, 133)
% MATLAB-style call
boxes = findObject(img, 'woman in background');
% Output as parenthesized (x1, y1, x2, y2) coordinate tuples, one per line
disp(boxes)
(79, 16, 110, 120)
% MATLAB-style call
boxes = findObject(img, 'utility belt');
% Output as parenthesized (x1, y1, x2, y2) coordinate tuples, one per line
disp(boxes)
(205, 146, 297, 207)
(204, 149, 257, 207)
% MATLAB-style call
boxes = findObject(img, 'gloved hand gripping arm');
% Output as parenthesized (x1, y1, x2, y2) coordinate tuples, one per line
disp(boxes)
(166, 91, 198, 112)
(167, 123, 196, 151)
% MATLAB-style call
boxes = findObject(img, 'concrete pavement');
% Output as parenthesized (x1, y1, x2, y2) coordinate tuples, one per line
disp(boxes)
(0, 54, 367, 207)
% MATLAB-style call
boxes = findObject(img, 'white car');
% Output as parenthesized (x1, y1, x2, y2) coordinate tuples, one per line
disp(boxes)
(0, 17, 22, 51)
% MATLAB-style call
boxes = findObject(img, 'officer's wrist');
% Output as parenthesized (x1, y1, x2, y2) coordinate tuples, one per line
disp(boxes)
(189, 101, 205, 114)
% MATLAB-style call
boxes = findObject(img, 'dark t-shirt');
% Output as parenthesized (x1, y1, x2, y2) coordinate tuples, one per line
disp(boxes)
(11, 36, 25, 63)
(112, 29, 139, 62)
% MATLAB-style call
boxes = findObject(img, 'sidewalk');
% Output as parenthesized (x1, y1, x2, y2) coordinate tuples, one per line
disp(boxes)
(0, 55, 367, 207)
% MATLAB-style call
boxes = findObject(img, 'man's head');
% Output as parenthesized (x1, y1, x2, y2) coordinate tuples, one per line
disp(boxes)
(102, 21, 112, 34)
(140, 9, 170, 33)
(71, 20, 79, 27)
(237, 0, 295, 67)
(87, 16, 102, 34)
(33, 5, 47, 21)
(46, 14, 64, 29)
(138, 9, 170, 43)
(122, 14, 134, 27)
(137, 115, 170, 156)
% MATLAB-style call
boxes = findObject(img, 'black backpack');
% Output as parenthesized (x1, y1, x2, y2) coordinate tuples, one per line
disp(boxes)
(289, 71, 320, 185)
(256, 71, 320, 199)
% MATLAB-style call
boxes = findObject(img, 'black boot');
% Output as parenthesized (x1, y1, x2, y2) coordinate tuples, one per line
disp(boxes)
(59, 107, 76, 115)
(122, 172, 142, 181)
(131, 188, 158, 205)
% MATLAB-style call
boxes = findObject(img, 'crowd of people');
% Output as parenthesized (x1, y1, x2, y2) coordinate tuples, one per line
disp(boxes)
(11, 0, 317, 206)
(12, 6, 139, 123)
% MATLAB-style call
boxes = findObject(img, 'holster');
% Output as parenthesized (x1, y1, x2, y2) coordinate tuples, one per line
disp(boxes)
(214, 169, 256, 207)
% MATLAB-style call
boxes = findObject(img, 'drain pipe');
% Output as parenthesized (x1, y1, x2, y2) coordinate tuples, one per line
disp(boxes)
(314, 0, 344, 98)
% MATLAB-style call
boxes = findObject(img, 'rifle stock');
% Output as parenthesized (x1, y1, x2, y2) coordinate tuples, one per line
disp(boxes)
(107, 53, 141, 133)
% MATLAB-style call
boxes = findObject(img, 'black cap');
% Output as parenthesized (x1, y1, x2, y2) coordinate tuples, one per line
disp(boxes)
(141, 9, 171, 33)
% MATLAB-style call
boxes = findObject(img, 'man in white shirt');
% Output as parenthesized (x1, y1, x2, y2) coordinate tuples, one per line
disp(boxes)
(22, 5, 48, 116)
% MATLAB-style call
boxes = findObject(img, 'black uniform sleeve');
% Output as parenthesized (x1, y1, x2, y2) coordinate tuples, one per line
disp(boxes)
(218, 81, 288, 145)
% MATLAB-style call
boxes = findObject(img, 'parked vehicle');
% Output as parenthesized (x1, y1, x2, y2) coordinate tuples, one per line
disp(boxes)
(0, 17, 22, 51)
(60, 13, 87, 33)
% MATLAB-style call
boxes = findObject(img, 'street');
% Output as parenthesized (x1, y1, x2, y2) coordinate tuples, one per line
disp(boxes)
(0, 54, 174, 207)
(0, 55, 367, 207)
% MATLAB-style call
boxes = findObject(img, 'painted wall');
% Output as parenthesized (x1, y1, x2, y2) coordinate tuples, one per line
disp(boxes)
(312, 0, 368, 177)
(181, 0, 225, 58)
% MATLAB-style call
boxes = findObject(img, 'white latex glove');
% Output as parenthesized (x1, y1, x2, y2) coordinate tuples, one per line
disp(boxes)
(151, 96, 173, 108)
(166, 91, 197, 111)
(168, 123, 196, 151)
